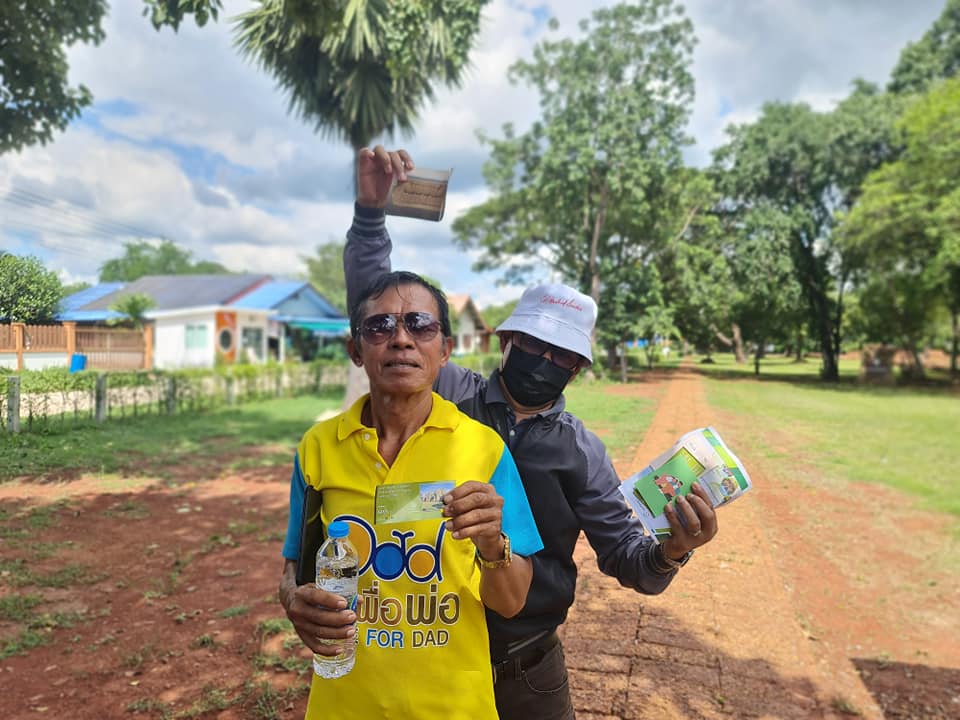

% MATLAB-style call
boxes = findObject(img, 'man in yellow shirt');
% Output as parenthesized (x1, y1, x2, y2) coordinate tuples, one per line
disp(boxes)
(279, 270, 543, 719)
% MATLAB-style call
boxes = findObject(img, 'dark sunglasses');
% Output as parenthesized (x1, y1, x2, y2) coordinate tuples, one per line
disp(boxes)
(358, 312, 442, 345)
(512, 333, 582, 371)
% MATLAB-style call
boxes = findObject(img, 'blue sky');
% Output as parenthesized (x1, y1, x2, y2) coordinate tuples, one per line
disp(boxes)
(0, 0, 946, 308)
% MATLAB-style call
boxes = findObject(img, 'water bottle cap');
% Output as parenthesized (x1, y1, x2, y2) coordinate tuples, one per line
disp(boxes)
(327, 520, 349, 538)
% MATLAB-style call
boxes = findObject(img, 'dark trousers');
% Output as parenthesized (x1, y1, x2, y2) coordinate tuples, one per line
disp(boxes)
(493, 639, 575, 720)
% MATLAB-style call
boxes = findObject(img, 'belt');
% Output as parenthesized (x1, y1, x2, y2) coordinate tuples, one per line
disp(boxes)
(491, 631, 560, 684)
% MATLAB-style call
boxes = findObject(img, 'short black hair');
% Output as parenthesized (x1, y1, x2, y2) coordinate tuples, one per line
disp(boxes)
(350, 271, 451, 340)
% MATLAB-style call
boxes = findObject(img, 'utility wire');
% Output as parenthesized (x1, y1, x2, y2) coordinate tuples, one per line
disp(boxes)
(3, 187, 160, 238)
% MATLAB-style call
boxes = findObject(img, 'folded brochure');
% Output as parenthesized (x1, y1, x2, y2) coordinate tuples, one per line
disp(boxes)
(618, 426, 752, 542)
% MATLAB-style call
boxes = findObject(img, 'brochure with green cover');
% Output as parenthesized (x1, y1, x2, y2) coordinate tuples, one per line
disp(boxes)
(619, 426, 752, 542)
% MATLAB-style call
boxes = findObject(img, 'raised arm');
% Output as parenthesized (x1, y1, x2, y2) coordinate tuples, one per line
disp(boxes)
(344, 146, 413, 312)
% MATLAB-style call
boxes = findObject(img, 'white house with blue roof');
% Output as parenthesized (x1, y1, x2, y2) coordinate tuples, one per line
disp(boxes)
(58, 275, 348, 369)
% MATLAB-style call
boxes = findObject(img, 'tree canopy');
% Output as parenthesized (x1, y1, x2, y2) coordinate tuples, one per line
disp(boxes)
(452, 0, 696, 362)
(0, 1, 221, 155)
(888, 0, 960, 95)
(840, 75, 960, 374)
(0, 254, 63, 323)
(99, 239, 229, 282)
(234, 0, 488, 152)
(302, 240, 347, 314)
(711, 83, 903, 379)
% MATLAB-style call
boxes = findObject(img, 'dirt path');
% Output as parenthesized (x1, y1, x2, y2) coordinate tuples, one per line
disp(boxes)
(562, 365, 960, 719)
(1, 367, 958, 719)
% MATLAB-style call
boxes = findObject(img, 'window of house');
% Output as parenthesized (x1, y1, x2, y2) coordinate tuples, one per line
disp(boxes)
(185, 324, 207, 350)
(241, 327, 264, 362)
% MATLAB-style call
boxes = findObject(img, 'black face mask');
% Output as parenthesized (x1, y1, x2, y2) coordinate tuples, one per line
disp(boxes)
(500, 345, 574, 408)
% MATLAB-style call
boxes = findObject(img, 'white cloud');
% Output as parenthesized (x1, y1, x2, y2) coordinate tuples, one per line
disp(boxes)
(1, 0, 948, 306)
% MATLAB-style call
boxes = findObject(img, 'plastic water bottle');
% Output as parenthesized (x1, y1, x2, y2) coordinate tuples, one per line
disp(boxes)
(313, 520, 359, 679)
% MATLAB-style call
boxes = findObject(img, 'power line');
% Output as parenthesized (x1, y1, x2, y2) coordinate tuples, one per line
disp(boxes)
(1, 186, 163, 241)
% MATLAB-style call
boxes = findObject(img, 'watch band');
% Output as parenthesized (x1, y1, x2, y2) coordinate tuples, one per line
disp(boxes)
(476, 532, 512, 569)
(652, 543, 693, 573)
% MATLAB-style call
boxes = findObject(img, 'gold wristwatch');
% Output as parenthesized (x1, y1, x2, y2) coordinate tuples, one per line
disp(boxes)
(476, 532, 512, 569)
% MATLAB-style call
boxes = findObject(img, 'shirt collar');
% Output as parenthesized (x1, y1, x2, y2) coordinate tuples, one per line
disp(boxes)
(337, 392, 461, 441)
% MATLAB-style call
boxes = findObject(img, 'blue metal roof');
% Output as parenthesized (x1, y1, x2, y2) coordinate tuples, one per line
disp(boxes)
(56, 309, 127, 322)
(230, 280, 345, 319)
(80, 274, 270, 311)
(231, 280, 305, 309)
(60, 283, 125, 312)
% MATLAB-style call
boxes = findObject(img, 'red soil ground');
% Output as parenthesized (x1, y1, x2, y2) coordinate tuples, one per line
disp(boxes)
(1, 367, 957, 719)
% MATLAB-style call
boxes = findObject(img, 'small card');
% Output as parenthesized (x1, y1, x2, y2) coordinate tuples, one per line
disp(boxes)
(375, 481, 454, 524)
(385, 167, 453, 221)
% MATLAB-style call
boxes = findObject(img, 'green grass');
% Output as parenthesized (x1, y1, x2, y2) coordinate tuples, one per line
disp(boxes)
(693, 353, 863, 379)
(704, 377, 960, 516)
(0, 389, 343, 481)
(563, 379, 657, 463)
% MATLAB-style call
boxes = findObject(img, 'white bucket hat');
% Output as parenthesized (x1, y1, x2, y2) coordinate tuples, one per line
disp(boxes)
(496, 283, 596, 364)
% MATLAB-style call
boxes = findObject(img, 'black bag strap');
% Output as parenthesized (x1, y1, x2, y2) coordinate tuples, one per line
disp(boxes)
(295, 484, 324, 587)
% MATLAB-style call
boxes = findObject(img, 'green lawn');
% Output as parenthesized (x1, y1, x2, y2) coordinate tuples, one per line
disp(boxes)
(563, 380, 657, 464)
(704, 377, 960, 517)
(691, 353, 863, 379)
(0, 389, 343, 481)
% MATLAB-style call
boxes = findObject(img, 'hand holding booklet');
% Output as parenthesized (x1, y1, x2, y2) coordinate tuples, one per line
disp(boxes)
(619, 426, 752, 543)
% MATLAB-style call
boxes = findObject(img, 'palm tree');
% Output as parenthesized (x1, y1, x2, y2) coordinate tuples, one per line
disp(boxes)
(234, 0, 486, 170)
(234, 0, 488, 406)
(108, 293, 156, 329)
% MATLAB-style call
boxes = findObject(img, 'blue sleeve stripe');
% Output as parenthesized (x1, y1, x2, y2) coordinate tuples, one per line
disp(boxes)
(281, 453, 307, 560)
(490, 446, 544, 557)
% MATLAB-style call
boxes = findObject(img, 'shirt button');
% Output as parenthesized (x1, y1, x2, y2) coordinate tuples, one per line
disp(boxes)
(509, 429, 516, 437)
(363, 433, 371, 441)
(375, 462, 382, 470)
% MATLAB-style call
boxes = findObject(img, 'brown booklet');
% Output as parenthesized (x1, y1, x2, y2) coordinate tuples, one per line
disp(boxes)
(385, 167, 453, 221)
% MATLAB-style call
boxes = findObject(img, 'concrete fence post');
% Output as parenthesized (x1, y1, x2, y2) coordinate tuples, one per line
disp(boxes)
(95, 373, 108, 424)
(166, 376, 177, 415)
(225, 375, 235, 406)
(7, 376, 20, 433)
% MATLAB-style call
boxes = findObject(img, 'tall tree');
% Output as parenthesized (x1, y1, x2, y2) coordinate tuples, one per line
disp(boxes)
(452, 0, 696, 365)
(726, 204, 806, 374)
(0, 1, 221, 155)
(0, 254, 63, 323)
(234, 0, 489, 406)
(99, 239, 229, 282)
(888, 0, 960, 95)
(713, 83, 902, 380)
(234, 0, 487, 161)
(839, 76, 960, 376)
(302, 240, 347, 314)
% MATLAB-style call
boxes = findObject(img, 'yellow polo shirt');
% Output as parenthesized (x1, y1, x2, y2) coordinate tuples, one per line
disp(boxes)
(298, 393, 541, 720)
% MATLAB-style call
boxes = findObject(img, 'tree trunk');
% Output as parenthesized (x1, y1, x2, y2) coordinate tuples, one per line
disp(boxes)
(713, 324, 746, 363)
(952, 310, 959, 378)
(601, 343, 615, 371)
(620, 342, 627, 383)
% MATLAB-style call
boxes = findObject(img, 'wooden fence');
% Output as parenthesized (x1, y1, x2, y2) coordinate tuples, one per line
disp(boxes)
(0, 323, 151, 370)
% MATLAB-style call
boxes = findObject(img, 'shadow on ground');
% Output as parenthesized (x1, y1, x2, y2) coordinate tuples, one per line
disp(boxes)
(853, 658, 960, 720)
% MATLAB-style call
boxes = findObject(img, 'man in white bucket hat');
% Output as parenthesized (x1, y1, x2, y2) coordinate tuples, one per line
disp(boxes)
(283, 146, 718, 720)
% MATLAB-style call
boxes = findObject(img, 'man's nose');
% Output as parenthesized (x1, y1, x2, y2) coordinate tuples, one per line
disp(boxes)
(389, 322, 415, 346)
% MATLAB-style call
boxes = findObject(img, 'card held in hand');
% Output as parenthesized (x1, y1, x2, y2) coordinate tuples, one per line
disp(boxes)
(385, 167, 453, 221)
